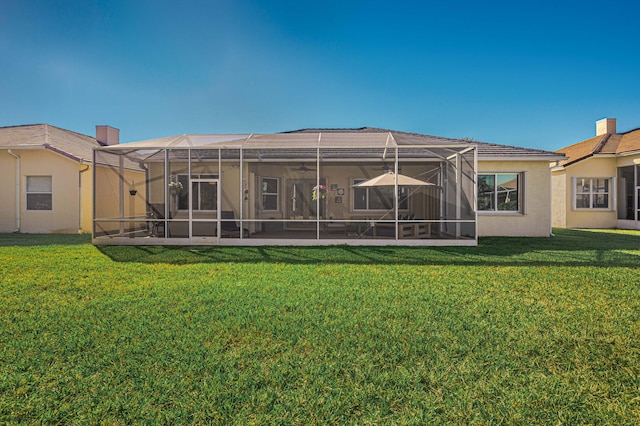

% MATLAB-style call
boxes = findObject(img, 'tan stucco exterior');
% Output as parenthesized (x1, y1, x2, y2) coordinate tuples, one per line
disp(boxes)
(0, 149, 92, 233)
(477, 160, 553, 237)
(552, 154, 640, 229)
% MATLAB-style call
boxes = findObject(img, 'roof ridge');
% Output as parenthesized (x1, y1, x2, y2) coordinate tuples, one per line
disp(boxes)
(46, 124, 96, 142)
(593, 133, 611, 154)
(0, 123, 96, 142)
(620, 126, 640, 135)
(44, 123, 50, 145)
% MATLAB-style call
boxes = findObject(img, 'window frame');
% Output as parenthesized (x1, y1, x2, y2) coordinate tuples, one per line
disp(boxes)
(26, 175, 53, 211)
(572, 177, 614, 211)
(261, 177, 280, 212)
(351, 178, 409, 212)
(176, 174, 219, 212)
(477, 172, 522, 214)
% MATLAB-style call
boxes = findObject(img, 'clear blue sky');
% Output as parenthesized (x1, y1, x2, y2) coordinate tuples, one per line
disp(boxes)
(2, 0, 639, 151)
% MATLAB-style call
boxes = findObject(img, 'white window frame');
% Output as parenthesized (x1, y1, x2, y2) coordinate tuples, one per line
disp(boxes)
(572, 177, 616, 211)
(261, 177, 280, 212)
(477, 172, 522, 214)
(176, 174, 219, 212)
(26, 175, 52, 211)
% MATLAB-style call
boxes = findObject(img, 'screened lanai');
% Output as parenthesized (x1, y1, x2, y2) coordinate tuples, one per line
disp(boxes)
(93, 131, 477, 246)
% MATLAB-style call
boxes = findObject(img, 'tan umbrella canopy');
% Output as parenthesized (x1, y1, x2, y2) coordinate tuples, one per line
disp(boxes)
(352, 171, 434, 187)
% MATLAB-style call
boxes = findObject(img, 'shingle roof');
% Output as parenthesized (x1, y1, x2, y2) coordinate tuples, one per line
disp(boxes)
(0, 124, 98, 163)
(286, 127, 564, 160)
(556, 127, 640, 167)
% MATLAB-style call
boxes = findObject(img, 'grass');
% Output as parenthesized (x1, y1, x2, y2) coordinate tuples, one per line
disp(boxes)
(0, 229, 639, 424)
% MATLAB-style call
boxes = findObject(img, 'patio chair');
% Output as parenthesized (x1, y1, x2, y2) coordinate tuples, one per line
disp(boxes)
(221, 210, 249, 238)
(148, 203, 167, 237)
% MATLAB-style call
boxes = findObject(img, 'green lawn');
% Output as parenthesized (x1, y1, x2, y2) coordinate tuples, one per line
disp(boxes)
(1, 229, 639, 424)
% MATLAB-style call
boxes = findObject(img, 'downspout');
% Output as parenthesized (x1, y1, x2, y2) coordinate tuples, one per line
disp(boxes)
(79, 164, 90, 233)
(8, 150, 21, 232)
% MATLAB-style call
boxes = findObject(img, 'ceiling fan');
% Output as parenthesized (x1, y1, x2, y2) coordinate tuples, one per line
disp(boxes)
(375, 163, 400, 172)
(292, 163, 316, 173)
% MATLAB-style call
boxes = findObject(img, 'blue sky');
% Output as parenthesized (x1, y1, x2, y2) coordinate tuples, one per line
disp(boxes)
(1, 0, 639, 151)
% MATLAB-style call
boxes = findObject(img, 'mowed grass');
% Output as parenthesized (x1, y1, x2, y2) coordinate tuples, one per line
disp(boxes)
(1, 229, 639, 424)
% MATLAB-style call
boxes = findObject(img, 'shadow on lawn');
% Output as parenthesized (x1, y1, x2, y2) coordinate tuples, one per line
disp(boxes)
(96, 229, 640, 267)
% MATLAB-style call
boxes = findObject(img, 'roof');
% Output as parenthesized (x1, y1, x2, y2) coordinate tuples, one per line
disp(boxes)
(0, 124, 98, 163)
(101, 127, 563, 161)
(556, 126, 640, 167)
(288, 127, 564, 160)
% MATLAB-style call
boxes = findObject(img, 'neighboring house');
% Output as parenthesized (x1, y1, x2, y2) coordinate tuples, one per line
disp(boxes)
(552, 118, 640, 230)
(92, 128, 563, 246)
(0, 124, 121, 233)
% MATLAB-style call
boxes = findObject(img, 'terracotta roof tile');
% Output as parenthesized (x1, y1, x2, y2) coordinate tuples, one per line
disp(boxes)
(618, 127, 640, 154)
(556, 126, 640, 166)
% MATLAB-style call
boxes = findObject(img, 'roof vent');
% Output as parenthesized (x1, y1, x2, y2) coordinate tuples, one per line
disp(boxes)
(596, 118, 616, 136)
(96, 125, 120, 145)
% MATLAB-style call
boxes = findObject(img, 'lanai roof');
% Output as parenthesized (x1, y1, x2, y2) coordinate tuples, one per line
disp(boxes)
(100, 127, 563, 161)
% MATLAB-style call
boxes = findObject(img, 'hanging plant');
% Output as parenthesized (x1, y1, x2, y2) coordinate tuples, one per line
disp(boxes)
(312, 184, 327, 200)
(168, 181, 183, 195)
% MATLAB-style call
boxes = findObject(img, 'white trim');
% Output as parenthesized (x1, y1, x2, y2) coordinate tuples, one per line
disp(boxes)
(477, 172, 522, 213)
(260, 176, 280, 212)
(479, 156, 565, 162)
(93, 236, 478, 247)
(572, 176, 614, 211)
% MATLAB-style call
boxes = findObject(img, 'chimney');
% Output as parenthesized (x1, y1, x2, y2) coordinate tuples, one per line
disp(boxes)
(96, 125, 120, 145)
(595, 118, 616, 136)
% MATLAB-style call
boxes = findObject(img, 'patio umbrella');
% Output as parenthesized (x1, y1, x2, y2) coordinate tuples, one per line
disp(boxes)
(351, 171, 433, 187)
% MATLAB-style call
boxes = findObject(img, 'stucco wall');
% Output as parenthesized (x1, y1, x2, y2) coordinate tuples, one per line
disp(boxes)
(0, 150, 18, 232)
(553, 157, 618, 229)
(551, 169, 567, 228)
(94, 166, 146, 235)
(477, 160, 552, 237)
(0, 149, 82, 233)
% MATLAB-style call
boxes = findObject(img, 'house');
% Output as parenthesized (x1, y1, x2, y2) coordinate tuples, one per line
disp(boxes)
(552, 118, 640, 230)
(92, 128, 564, 246)
(0, 124, 125, 234)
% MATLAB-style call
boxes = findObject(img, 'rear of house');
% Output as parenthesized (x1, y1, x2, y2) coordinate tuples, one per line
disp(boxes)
(92, 128, 563, 246)
(552, 118, 640, 230)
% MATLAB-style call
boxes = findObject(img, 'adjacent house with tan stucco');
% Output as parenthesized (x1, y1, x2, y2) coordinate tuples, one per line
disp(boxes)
(552, 118, 640, 230)
(0, 124, 121, 233)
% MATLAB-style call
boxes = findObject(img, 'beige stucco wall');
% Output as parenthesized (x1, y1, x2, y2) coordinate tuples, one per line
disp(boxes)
(146, 161, 241, 216)
(477, 160, 553, 237)
(551, 157, 618, 229)
(94, 165, 146, 235)
(0, 150, 18, 232)
(248, 163, 440, 221)
(0, 149, 87, 233)
(551, 169, 567, 228)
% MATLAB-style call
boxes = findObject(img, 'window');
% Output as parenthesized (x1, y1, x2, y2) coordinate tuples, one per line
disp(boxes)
(574, 177, 611, 209)
(478, 173, 520, 212)
(261, 177, 279, 211)
(352, 179, 408, 211)
(26, 176, 52, 210)
(177, 174, 218, 211)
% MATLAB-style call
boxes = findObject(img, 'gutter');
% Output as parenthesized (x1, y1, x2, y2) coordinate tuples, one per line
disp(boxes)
(79, 164, 90, 233)
(7, 150, 21, 232)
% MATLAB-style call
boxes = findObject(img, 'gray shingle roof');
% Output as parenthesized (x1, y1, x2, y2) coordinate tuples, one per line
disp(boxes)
(286, 127, 564, 160)
(0, 124, 98, 163)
